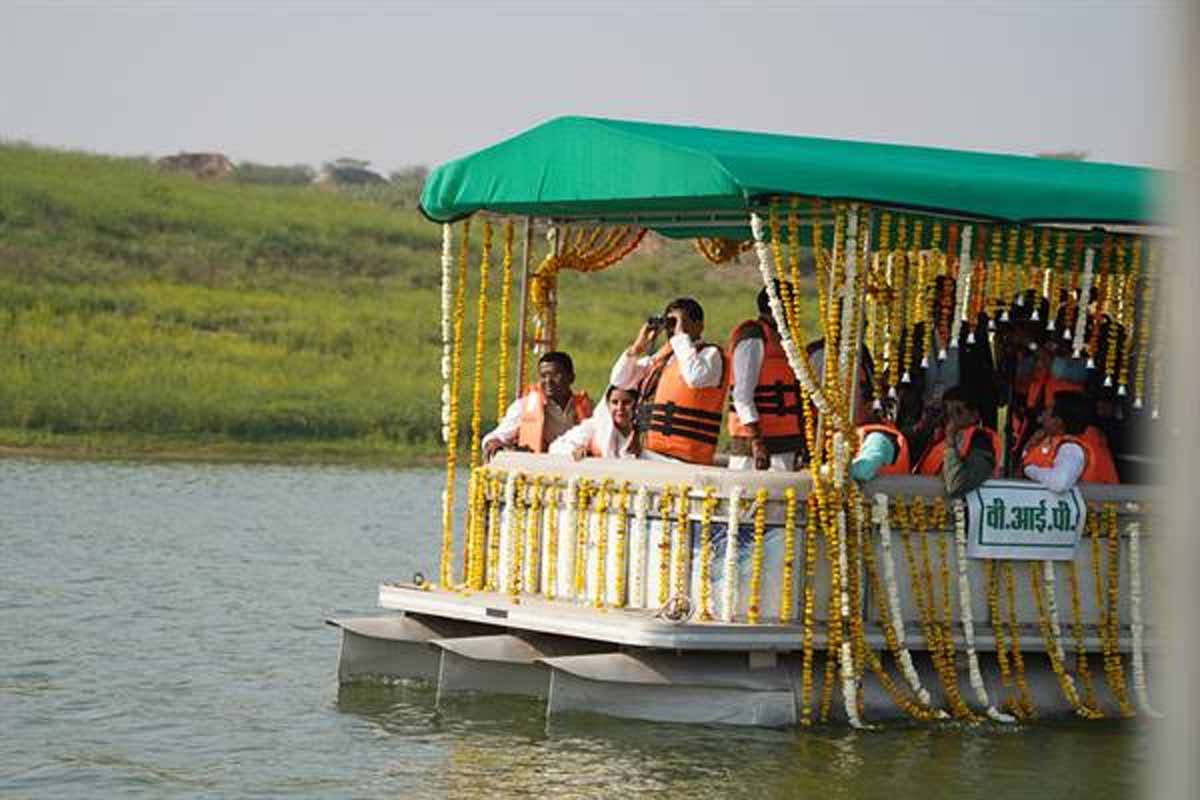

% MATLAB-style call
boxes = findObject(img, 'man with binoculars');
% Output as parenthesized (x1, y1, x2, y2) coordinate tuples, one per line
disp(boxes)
(610, 297, 727, 465)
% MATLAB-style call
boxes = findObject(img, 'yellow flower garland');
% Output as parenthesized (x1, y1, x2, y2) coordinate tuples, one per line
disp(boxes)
(524, 475, 544, 596)
(573, 480, 593, 601)
(508, 474, 526, 600)
(984, 560, 1014, 705)
(1029, 561, 1102, 718)
(818, 479, 843, 723)
(1134, 243, 1157, 407)
(657, 486, 675, 607)
(1067, 560, 1101, 712)
(698, 486, 718, 622)
(748, 487, 769, 624)
(614, 481, 631, 608)
(1046, 231, 1066, 330)
(1103, 503, 1136, 716)
(593, 480, 612, 608)
(1103, 237, 1126, 387)
(779, 487, 798, 623)
(544, 483, 560, 599)
(1117, 238, 1141, 395)
(1003, 561, 1036, 718)
(800, 493, 819, 725)
(468, 222, 493, 475)
(496, 220, 515, 417)
(440, 218, 472, 588)
(486, 471, 502, 591)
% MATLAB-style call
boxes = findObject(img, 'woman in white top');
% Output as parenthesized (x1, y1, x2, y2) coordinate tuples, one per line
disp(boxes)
(548, 386, 641, 460)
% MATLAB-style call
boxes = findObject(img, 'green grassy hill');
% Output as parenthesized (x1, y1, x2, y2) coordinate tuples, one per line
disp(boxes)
(0, 143, 806, 464)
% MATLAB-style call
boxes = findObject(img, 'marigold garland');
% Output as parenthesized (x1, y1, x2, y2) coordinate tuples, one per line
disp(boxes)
(593, 480, 612, 607)
(1117, 238, 1141, 395)
(698, 486, 718, 621)
(544, 483, 561, 599)
(1029, 560, 1102, 718)
(486, 471, 503, 591)
(1102, 237, 1126, 386)
(495, 220, 515, 417)
(694, 237, 753, 264)
(799, 493, 819, 725)
(614, 482, 632, 608)
(467, 222, 494, 471)
(440, 218, 472, 588)
(657, 486, 676, 608)
(748, 488, 769, 624)
(1002, 226, 1020, 321)
(507, 474, 526, 600)
(1134, 243, 1158, 408)
(779, 487, 798, 623)
(573, 479, 593, 601)
(1102, 503, 1136, 716)
(523, 475, 544, 596)
(1066, 560, 1101, 712)
(1045, 231, 1067, 331)
(1003, 560, 1037, 718)
(1087, 236, 1113, 367)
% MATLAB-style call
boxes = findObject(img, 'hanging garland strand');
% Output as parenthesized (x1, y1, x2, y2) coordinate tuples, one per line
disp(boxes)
(440, 219, 472, 588)
(496, 220, 515, 416)
(468, 222, 494, 471)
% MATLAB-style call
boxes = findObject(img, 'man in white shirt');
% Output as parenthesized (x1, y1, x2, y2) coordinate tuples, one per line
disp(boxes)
(610, 298, 727, 465)
(482, 351, 593, 460)
(549, 386, 641, 460)
(726, 282, 805, 471)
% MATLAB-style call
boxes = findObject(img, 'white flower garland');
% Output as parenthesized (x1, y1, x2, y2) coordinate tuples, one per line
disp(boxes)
(586, 494, 603, 602)
(560, 476, 580, 600)
(830, 434, 864, 728)
(953, 501, 1015, 723)
(1127, 517, 1164, 717)
(722, 486, 744, 622)
(750, 212, 836, 423)
(498, 471, 518, 591)
(874, 493, 936, 708)
(950, 225, 973, 351)
(1041, 560, 1068, 670)
(630, 485, 649, 608)
(837, 207, 859, 384)
(1043, 268, 1056, 331)
(1073, 246, 1096, 360)
(440, 224, 454, 444)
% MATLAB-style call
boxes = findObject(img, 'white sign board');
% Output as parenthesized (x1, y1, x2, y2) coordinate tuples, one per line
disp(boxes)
(963, 480, 1085, 561)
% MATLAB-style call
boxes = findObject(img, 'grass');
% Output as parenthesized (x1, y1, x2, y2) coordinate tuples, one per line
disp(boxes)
(0, 142, 816, 465)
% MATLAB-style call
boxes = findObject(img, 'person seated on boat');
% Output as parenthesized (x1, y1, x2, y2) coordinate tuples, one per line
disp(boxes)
(1012, 336, 1087, 459)
(611, 297, 728, 465)
(726, 281, 806, 471)
(1022, 390, 1119, 491)
(482, 351, 594, 460)
(912, 385, 1002, 498)
(851, 397, 911, 482)
(548, 385, 641, 460)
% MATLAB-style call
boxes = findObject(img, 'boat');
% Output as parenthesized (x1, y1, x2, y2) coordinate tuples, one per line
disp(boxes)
(328, 116, 1167, 728)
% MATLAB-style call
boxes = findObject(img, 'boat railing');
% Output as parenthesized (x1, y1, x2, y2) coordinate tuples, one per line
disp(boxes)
(453, 453, 1159, 653)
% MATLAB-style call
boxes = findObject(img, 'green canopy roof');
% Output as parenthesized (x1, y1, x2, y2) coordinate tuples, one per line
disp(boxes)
(420, 116, 1163, 234)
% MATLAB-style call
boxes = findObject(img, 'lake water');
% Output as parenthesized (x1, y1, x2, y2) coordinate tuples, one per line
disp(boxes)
(0, 459, 1148, 798)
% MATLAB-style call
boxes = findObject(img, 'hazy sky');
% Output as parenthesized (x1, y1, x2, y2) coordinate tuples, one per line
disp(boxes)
(0, 2, 1174, 175)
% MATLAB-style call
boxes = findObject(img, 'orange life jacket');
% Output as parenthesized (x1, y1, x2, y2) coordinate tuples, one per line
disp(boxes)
(640, 344, 729, 465)
(516, 385, 594, 453)
(726, 319, 804, 440)
(1022, 429, 1120, 485)
(857, 423, 911, 476)
(1026, 370, 1086, 413)
(914, 424, 1002, 477)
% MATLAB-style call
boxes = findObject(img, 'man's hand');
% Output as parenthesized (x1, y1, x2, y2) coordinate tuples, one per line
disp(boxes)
(483, 439, 506, 461)
(571, 444, 588, 461)
(628, 322, 658, 356)
(751, 437, 770, 470)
